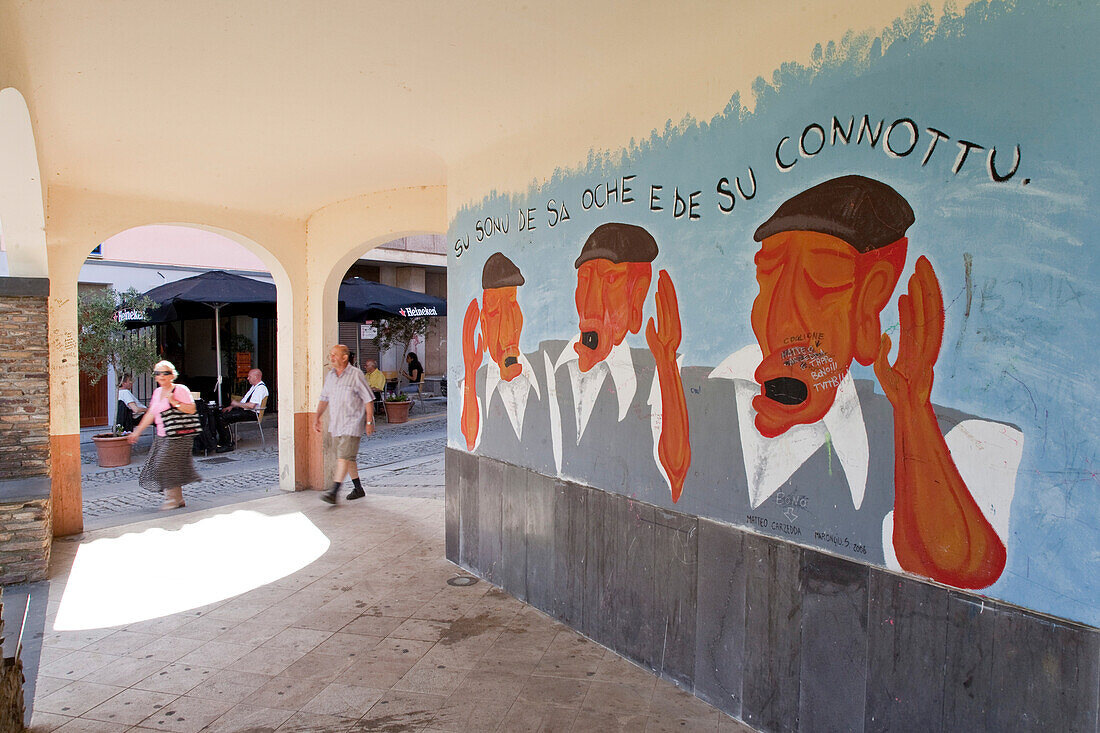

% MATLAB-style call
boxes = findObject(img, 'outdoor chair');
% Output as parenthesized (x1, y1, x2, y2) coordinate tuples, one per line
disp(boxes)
(230, 395, 268, 448)
(115, 400, 137, 432)
(398, 379, 425, 406)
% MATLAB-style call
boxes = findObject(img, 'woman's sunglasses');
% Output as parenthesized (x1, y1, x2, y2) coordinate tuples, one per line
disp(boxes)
(152, 370, 173, 376)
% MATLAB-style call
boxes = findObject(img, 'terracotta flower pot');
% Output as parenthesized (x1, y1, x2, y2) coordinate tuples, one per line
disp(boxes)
(384, 401, 411, 424)
(92, 434, 132, 467)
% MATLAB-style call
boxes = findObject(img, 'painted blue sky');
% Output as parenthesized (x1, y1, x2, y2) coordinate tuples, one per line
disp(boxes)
(448, 0, 1100, 626)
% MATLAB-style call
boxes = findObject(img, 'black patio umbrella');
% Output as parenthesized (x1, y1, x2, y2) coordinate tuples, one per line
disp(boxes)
(338, 277, 447, 321)
(130, 270, 277, 405)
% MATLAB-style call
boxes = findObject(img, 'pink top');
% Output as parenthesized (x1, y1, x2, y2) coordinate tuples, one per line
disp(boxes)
(147, 384, 195, 437)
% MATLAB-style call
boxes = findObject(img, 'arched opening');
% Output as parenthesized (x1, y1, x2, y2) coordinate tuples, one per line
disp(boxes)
(313, 232, 449, 496)
(336, 235, 447, 386)
(77, 224, 291, 527)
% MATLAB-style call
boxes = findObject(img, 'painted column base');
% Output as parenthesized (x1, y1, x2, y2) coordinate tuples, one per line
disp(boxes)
(294, 411, 325, 490)
(49, 434, 81, 537)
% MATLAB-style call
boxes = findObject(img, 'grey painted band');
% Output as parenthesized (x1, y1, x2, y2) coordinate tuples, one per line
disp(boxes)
(0, 277, 50, 297)
(0, 475, 51, 503)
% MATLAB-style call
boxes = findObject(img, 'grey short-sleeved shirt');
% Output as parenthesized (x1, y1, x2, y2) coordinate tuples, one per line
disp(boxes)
(318, 365, 375, 436)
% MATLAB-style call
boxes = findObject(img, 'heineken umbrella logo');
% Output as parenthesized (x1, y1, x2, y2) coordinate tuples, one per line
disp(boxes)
(400, 306, 437, 317)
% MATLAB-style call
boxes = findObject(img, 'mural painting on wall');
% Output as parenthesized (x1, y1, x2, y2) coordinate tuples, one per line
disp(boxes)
(461, 231, 691, 502)
(448, 0, 1099, 625)
(722, 175, 1014, 589)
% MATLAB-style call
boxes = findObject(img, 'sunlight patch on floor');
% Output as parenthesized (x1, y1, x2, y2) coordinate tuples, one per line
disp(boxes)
(54, 510, 330, 631)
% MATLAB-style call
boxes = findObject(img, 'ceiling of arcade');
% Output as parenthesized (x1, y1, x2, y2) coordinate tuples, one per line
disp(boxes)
(0, 0, 924, 224)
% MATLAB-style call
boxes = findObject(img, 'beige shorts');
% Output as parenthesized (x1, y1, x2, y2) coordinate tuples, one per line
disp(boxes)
(332, 435, 361, 461)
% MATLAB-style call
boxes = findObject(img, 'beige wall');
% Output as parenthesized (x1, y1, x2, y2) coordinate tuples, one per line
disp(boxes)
(0, 88, 46, 277)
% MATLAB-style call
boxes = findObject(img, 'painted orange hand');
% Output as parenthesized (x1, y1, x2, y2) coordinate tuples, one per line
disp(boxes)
(460, 298, 484, 451)
(874, 255, 944, 408)
(646, 270, 690, 502)
(874, 256, 1006, 588)
(645, 270, 682, 363)
(462, 298, 484, 374)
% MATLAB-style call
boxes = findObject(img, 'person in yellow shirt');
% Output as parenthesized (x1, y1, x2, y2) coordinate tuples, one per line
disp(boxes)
(363, 359, 387, 393)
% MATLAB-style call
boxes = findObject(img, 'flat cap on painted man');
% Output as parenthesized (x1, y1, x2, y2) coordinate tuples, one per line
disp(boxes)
(753, 174, 915, 252)
(574, 222, 659, 268)
(482, 252, 525, 289)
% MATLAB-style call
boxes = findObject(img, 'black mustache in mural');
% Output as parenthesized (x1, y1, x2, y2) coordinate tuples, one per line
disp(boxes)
(764, 377, 808, 405)
(581, 331, 599, 351)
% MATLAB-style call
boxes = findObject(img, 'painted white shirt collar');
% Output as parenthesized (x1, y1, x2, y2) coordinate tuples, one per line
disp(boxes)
(709, 344, 869, 511)
(555, 335, 636, 443)
(484, 352, 541, 441)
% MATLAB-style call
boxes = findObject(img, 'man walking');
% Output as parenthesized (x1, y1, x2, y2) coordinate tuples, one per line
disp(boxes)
(313, 344, 375, 504)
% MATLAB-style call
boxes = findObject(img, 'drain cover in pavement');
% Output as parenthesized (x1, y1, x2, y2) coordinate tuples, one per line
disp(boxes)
(201, 457, 235, 464)
(447, 575, 479, 587)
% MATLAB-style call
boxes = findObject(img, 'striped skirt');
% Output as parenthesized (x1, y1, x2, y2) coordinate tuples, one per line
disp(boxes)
(139, 435, 202, 493)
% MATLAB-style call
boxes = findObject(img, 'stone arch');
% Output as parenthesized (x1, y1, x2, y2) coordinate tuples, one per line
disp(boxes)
(307, 186, 448, 359)
(50, 212, 304, 535)
(322, 230, 445, 340)
(88, 223, 295, 470)
(299, 185, 447, 488)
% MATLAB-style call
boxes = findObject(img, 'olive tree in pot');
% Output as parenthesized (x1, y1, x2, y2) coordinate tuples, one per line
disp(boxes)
(79, 287, 157, 467)
(375, 314, 431, 421)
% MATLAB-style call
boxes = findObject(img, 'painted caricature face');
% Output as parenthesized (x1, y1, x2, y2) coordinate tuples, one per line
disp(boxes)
(750, 230, 903, 438)
(574, 259, 652, 372)
(480, 286, 524, 382)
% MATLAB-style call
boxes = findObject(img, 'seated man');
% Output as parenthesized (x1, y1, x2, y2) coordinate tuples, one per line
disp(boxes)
(363, 358, 387, 393)
(116, 374, 146, 431)
(214, 368, 268, 452)
(363, 359, 388, 413)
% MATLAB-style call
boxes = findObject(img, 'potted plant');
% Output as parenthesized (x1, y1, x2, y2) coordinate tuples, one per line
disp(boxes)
(375, 314, 431, 361)
(91, 423, 133, 467)
(383, 392, 412, 423)
(375, 312, 432, 416)
(78, 287, 157, 467)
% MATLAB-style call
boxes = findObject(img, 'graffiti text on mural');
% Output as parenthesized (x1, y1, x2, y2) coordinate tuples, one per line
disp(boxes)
(774, 114, 1027, 184)
(746, 515, 803, 536)
(774, 492, 809, 509)
(815, 530, 867, 555)
(454, 175, 639, 258)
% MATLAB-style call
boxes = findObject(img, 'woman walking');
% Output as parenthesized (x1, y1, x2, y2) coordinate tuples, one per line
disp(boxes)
(127, 360, 201, 510)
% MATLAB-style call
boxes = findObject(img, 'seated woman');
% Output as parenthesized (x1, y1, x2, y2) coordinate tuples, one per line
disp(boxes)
(400, 352, 424, 395)
(116, 374, 147, 431)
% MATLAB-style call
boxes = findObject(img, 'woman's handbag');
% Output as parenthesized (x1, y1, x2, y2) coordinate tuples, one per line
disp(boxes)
(160, 390, 201, 438)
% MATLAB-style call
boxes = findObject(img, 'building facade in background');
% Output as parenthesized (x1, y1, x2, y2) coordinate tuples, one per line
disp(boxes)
(3, 226, 447, 429)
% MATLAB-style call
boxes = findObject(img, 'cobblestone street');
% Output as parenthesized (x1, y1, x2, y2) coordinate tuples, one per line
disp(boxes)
(77, 401, 448, 531)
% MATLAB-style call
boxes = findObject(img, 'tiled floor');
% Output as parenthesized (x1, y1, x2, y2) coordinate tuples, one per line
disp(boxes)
(28, 488, 752, 732)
